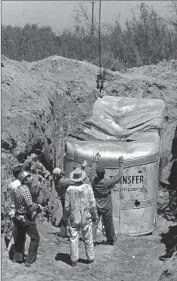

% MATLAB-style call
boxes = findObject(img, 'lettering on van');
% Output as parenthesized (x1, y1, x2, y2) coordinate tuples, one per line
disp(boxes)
(113, 187, 144, 192)
(120, 175, 144, 185)
(113, 175, 145, 192)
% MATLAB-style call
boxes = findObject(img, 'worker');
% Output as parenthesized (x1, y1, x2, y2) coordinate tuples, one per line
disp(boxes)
(53, 167, 73, 236)
(8, 166, 23, 222)
(91, 153, 124, 245)
(12, 170, 43, 267)
(81, 160, 91, 184)
(30, 153, 51, 180)
(62, 167, 98, 266)
(5, 166, 23, 252)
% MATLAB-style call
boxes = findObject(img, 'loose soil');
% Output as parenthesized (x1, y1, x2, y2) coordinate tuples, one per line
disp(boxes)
(2, 216, 177, 281)
(1, 55, 177, 281)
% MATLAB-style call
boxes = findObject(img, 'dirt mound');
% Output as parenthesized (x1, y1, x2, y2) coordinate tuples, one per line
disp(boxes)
(1, 216, 177, 281)
(2, 54, 177, 213)
(1, 55, 98, 191)
(1, 55, 177, 280)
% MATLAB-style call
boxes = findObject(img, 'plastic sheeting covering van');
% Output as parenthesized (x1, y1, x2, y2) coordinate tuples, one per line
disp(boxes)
(64, 97, 165, 235)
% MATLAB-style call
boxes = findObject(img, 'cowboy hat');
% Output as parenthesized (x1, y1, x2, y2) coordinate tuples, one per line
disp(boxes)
(70, 168, 86, 183)
(53, 167, 65, 176)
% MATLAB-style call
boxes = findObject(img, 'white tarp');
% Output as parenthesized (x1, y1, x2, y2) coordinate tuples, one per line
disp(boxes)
(66, 96, 165, 168)
(82, 96, 165, 141)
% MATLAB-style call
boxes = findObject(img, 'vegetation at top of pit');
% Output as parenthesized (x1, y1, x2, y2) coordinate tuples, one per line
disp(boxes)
(2, 2, 177, 69)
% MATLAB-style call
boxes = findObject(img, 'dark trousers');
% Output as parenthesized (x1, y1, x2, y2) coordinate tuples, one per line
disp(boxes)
(58, 197, 65, 227)
(14, 222, 40, 264)
(60, 197, 65, 213)
(92, 207, 116, 243)
(58, 197, 68, 237)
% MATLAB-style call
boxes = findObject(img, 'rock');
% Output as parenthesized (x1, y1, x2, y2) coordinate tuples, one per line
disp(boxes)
(159, 161, 173, 185)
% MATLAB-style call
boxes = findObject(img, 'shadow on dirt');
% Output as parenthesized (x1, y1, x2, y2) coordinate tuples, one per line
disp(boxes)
(159, 225, 177, 261)
(55, 253, 71, 265)
(93, 240, 107, 246)
(55, 253, 88, 265)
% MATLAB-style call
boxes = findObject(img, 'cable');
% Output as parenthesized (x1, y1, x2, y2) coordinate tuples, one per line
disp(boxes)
(99, 0, 102, 77)
(97, 0, 104, 98)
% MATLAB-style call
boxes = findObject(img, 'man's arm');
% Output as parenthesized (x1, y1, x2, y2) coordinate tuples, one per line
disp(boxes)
(10, 191, 15, 209)
(9, 192, 16, 219)
(23, 186, 42, 213)
(107, 157, 124, 188)
(90, 153, 101, 183)
(88, 186, 98, 222)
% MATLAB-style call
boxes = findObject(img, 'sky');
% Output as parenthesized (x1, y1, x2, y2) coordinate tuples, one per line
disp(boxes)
(2, 1, 170, 34)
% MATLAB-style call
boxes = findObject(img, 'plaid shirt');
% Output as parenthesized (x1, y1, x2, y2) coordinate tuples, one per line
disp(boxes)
(13, 184, 33, 214)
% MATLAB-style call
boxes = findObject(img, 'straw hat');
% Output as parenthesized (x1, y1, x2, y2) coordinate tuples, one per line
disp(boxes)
(70, 168, 86, 183)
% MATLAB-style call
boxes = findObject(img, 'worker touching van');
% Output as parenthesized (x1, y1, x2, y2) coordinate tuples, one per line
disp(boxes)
(90, 153, 124, 245)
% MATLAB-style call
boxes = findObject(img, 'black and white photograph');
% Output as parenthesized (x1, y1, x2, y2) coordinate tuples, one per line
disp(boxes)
(1, 1, 177, 280)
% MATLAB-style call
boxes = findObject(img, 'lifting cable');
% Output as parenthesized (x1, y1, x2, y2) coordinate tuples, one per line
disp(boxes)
(96, 0, 104, 98)
(99, 0, 102, 78)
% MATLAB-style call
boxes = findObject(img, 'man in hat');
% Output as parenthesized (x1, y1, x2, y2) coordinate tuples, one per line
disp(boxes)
(90, 153, 124, 245)
(81, 160, 91, 184)
(7, 166, 23, 237)
(53, 167, 74, 235)
(12, 170, 43, 267)
(5, 166, 24, 252)
(3, 166, 23, 262)
(62, 168, 98, 266)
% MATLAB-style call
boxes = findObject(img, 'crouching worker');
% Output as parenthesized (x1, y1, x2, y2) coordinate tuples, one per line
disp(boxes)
(63, 168, 98, 267)
(12, 171, 43, 267)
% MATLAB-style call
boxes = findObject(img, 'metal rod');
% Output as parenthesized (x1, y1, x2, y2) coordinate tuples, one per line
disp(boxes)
(99, 0, 102, 77)
(91, 1, 95, 36)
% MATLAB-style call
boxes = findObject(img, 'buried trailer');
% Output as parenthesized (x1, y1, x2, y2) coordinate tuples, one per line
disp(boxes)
(64, 96, 165, 235)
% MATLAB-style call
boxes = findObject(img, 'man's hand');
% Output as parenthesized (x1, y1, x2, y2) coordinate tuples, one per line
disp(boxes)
(92, 215, 99, 223)
(94, 153, 101, 163)
(81, 160, 88, 170)
(9, 210, 15, 220)
(37, 204, 46, 213)
(37, 204, 48, 213)
(31, 211, 37, 220)
(118, 156, 124, 167)
(47, 175, 53, 183)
